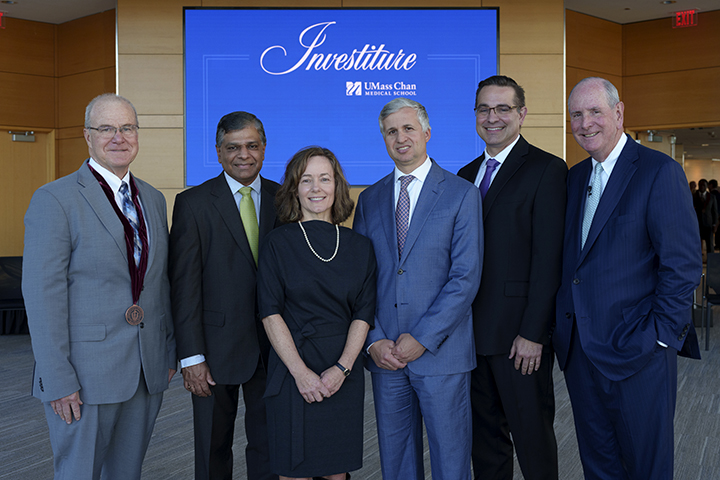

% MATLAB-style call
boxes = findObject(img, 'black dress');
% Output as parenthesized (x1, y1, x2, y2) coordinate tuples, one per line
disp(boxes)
(257, 221, 377, 478)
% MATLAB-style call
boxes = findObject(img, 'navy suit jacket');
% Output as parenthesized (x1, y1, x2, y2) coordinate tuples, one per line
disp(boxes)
(554, 135, 702, 382)
(353, 160, 483, 376)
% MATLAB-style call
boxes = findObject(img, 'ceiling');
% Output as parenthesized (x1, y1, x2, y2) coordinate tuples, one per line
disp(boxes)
(0, 0, 717, 25)
(1, 0, 717, 160)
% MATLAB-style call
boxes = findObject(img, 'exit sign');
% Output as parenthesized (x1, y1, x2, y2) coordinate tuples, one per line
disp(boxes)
(673, 9, 698, 28)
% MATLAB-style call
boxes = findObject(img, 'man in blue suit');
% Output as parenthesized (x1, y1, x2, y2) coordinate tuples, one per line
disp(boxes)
(554, 77, 701, 479)
(354, 98, 483, 480)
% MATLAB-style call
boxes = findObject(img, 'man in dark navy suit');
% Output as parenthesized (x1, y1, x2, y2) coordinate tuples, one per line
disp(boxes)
(554, 77, 701, 479)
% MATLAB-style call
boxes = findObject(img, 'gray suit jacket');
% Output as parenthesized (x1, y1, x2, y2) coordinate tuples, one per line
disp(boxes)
(22, 161, 176, 404)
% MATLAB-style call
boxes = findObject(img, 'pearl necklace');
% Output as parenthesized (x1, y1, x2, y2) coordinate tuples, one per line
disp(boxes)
(298, 221, 339, 262)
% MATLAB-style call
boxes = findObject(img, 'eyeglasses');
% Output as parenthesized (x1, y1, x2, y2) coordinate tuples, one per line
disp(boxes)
(87, 125, 140, 138)
(474, 105, 519, 118)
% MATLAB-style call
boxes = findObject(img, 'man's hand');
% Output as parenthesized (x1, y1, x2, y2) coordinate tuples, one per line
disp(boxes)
(50, 391, 83, 424)
(391, 333, 426, 364)
(369, 339, 407, 371)
(168, 368, 176, 383)
(509, 335, 543, 375)
(182, 362, 216, 397)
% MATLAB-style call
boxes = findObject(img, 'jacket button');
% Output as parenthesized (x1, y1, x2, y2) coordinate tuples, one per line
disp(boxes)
(139, 322, 144, 329)
(573, 278, 580, 285)
(398, 269, 404, 275)
(566, 312, 572, 319)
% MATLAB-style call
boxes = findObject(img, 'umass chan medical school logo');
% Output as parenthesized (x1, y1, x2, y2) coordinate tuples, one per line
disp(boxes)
(346, 81, 417, 97)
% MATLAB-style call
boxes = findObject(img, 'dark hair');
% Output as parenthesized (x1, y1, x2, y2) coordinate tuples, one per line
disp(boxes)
(709, 179, 718, 189)
(215, 111, 266, 147)
(276, 146, 354, 224)
(475, 75, 526, 108)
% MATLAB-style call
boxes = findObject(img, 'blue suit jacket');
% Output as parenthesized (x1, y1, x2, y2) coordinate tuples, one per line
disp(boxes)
(554, 135, 701, 381)
(353, 160, 483, 376)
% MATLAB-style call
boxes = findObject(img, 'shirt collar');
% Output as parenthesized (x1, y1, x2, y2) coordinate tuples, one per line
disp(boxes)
(592, 133, 627, 176)
(483, 134, 521, 166)
(224, 171, 262, 195)
(88, 157, 130, 194)
(394, 156, 432, 183)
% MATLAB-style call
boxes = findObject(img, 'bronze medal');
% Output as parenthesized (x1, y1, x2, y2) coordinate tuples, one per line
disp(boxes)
(125, 304, 144, 326)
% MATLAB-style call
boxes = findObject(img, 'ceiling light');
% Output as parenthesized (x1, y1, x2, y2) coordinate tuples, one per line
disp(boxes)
(661, 0, 676, 4)
(0, 1, 17, 4)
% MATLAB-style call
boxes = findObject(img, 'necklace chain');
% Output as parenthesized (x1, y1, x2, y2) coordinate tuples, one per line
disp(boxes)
(298, 221, 340, 262)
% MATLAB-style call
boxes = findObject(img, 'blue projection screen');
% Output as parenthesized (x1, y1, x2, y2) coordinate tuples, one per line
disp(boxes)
(185, 8, 498, 186)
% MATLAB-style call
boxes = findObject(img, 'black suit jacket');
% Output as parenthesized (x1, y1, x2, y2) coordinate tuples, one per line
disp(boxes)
(169, 173, 281, 385)
(458, 135, 567, 355)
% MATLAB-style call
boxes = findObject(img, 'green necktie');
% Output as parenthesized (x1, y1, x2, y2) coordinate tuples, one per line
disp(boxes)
(239, 186, 259, 265)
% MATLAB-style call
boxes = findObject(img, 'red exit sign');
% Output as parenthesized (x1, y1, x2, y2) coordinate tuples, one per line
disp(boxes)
(673, 9, 699, 28)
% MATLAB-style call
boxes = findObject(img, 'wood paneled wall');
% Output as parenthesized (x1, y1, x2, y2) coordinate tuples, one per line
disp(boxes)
(565, 10, 622, 168)
(56, 9, 116, 178)
(623, 10, 720, 130)
(565, 9, 720, 168)
(116, 0, 566, 214)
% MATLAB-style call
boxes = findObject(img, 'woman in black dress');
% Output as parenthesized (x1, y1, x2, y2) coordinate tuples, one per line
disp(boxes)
(257, 147, 376, 480)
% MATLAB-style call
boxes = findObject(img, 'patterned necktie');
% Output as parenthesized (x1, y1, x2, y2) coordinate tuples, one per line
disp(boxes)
(478, 158, 500, 200)
(396, 175, 415, 260)
(119, 181, 142, 266)
(239, 186, 259, 265)
(581, 162, 605, 249)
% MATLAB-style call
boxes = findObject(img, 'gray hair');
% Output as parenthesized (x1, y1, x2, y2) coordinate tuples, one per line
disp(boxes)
(85, 93, 138, 128)
(568, 77, 620, 110)
(378, 98, 431, 135)
(215, 111, 267, 147)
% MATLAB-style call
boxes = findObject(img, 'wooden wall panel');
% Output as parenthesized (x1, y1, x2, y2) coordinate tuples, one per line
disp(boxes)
(623, 11, 720, 77)
(0, 72, 55, 128)
(118, 55, 184, 115)
(57, 10, 116, 77)
(566, 132, 586, 168)
(487, 0, 564, 55)
(131, 128, 185, 189)
(500, 54, 564, 114)
(623, 67, 720, 129)
(56, 137, 89, 178)
(566, 10, 622, 76)
(57, 68, 116, 128)
(520, 127, 564, 159)
(118, 0, 199, 55)
(0, 17, 55, 76)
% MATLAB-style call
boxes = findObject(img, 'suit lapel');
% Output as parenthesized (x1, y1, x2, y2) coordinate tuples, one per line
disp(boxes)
(567, 159, 592, 262)
(210, 174, 256, 266)
(133, 176, 160, 272)
(377, 173, 399, 262)
(578, 137, 638, 265)
(482, 136, 529, 218)
(400, 161, 444, 264)
(77, 162, 128, 261)
(258, 177, 278, 244)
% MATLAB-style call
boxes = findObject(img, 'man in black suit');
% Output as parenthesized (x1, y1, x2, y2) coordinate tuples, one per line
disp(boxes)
(169, 111, 280, 480)
(458, 76, 567, 480)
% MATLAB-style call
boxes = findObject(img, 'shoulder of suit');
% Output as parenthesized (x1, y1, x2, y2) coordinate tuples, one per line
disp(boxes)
(260, 176, 281, 193)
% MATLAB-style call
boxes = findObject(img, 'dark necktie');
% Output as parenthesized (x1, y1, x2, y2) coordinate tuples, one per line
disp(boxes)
(478, 158, 499, 200)
(396, 175, 415, 259)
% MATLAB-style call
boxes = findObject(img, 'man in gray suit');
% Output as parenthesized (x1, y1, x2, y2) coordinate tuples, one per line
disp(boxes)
(22, 93, 176, 479)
